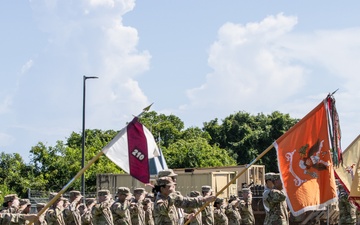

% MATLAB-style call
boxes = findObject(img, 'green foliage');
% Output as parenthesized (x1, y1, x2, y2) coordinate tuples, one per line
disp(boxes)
(203, 111, 298, 172)
(1, 109, 298, 195)
(163, 137, 236, 168)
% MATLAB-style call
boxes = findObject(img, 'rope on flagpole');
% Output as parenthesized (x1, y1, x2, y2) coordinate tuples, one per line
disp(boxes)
(28, 104, 154, 225)
(184, 143, 274, 225)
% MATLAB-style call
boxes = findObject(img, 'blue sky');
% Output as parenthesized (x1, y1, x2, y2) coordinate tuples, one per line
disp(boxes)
(1, 1, 360, 162)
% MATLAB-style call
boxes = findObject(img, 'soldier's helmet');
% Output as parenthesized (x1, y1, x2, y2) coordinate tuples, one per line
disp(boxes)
(271, 173, 281, 181)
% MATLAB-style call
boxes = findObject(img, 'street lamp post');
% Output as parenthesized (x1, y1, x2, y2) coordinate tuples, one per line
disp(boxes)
(82, 75, 98, 199)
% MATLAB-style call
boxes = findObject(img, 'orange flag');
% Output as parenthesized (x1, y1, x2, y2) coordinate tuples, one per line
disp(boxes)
(274, 100, 337, 216)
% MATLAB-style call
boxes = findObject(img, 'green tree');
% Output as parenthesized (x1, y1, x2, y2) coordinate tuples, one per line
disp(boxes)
(163, 137, 236, 168)
(203, 111, 298, 172)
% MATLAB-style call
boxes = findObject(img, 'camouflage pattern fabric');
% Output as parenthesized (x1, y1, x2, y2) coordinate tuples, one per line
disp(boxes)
(92, 200, 114, 225)
(130, 200, 145, 225)
(153, 192, 204, 225)
(338, 190, 356, 225)
(213, 207, 228, 225)
(239, 198, 255, 225)
(183, 205, 202, 225)
(111, 199, 132, 225)
(45, 206, 65, 225)
(263, 189, 289, 225)
(201, 203, 214, 225)
(144, 207, 154, 225)
(225, 202, 241, 225)
(63, 200, 81, 225)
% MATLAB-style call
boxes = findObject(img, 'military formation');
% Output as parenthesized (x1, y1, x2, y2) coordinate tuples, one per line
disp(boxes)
(0, 169, 357, 225)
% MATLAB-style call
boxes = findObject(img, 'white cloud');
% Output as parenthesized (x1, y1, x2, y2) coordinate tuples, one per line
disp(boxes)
(21, 60, 33, 74)
(186, 13, 304, 113)
(181, 13, 360, 148)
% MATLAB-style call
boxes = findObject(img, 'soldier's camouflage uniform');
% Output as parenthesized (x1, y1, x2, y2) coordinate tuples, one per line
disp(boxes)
(46, 205, 65, 225)
(142, 198, 154, 225)
(263, 189, 289, 225)
(225, 201, 241, 225)
(92, 200, 114, 225)
(338, 189, 357, 225)
(201, 186, 214, 225)
(239, 191, 255, 225)
(183, 191, 202, 225)
(111, 199, 132, 225)
(153, 192, 204, 225)
(130, 200, 145, 225)
(213, 206, 228, 225)
(63, 198, 82, 225)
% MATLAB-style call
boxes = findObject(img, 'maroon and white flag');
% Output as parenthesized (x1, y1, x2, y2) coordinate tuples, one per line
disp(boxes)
(102, 117, 159, 183)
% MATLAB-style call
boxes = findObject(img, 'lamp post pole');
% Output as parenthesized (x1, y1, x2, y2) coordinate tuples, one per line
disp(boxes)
(82, 75, 98, 199)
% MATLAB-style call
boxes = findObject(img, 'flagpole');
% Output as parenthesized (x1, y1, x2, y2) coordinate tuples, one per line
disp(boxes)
(184, 143, 274, 225)
(28, 104, 154, 225)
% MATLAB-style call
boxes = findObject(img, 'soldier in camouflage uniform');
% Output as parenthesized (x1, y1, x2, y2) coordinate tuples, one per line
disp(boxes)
(213, 198, 228, 225)
(82, 198, 96, 225)
(18, 199, 32, 214)
(263, 173, 289, 225)
(158, 169, 184, 225)
(0, 212, 39, 225)
(36, 203, 48, 225)
(45, 192, 66, 225)
(1, 194, 20, 213)
(183, 191, 202, 225)
(239, 188, 255, 225)
(142, 198, 154, 225)
(111, 187, 132, 225)
(338, 183, 357, 225)
(225, 195, 241, 225)
(92, 189, 114, 225)
(63, 190, 82, 225)
(201, 185, 214, 225)
(130, 188, 146, 225)
(153, 176, 215, 225)
(263, 173, 275, 225)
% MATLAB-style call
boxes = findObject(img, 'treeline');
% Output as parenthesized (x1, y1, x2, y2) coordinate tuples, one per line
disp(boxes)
(0, 110, 298, 200)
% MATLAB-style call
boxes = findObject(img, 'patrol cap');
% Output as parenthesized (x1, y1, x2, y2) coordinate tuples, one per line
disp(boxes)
(189, 191, 201, 197)
(85, 198, 96, 205)
(242, 188, 251, 193)
(201, 185, 212, 192)
(4, 194, 18, 202)
(158, 169, 178, 178)
(265, 172, 276, 181)
(157, 176, 176, 186)
(215, 198, 224, 204)
(271, 173, 281, 181)
(19, 199, 31, 206)
(98, 189, 110, 196)
(142, 198, 152, 205)
(117, 187, 131, 196)
(69, 190, 82, 198)
(133, 188, 146, 195)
